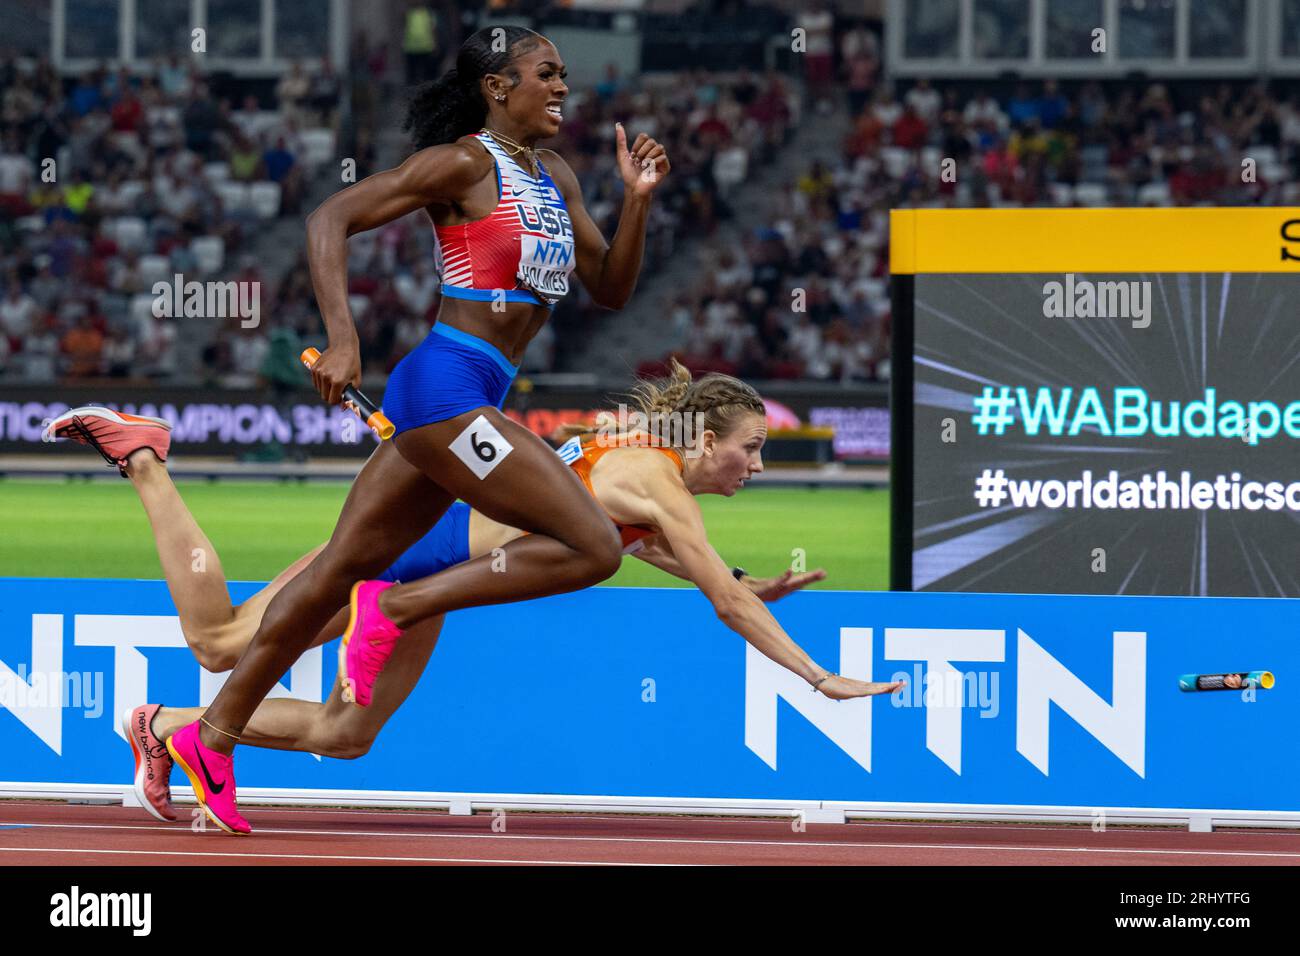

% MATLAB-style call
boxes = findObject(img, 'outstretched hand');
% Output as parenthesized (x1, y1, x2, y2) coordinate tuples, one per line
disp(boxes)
(746, 568, 827, 602)
(816, 675, 906, 700)
(615, 122, 670, 196)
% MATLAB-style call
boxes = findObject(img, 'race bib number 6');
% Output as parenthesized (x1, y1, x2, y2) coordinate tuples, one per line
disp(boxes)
(450, 414, 514, 479)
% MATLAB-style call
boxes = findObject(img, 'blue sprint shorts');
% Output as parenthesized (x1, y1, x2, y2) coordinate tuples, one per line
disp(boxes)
(377, 501, 473, 583)
(383, 323, 520, 435)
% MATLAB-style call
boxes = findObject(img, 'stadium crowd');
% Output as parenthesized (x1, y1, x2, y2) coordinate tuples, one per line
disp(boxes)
(0, 53, 340, 385)
(643, 33, 1300, 385)
(7, 9, 1300, 389)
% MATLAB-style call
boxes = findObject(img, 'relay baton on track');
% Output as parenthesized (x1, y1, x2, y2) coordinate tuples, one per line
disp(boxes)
(300, 347, 395, 440)
(1178, 671, 1274, 692)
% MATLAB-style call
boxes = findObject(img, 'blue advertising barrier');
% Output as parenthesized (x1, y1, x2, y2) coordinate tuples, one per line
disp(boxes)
(1, 578, 1296, 825)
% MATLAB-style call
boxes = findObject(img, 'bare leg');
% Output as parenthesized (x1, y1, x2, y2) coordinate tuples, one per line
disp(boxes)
(122, 448, 325, 672)
(154, 614, 443, 759)
(377, 409, 626, 626)
(199, 406, 622, 755)
(199, 441, 456, 753)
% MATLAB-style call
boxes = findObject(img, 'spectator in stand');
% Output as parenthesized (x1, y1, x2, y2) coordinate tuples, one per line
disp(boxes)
(1038, 79, 1069, 129)
(156, 55, 189, 98)
(871, 86, 902, 128)
(964, 88, 1007, 131)
(309, 56, 341, 128)
(276, 61, 311, 126)
(262, 135, 301, 213)
(68, 70, 104, 117)
(801, 0, 836, 113)
(103, 325, 137, 378)
(182, 82, 222, 160)
(402, 1, 439, 86)
(595, 63, 624, 103)
(892, 103, 928, 150)
(61, 312, 104, 378)
(229, 131, 262, 181)
(232, 95, 274, 142)
(1, 280, 37, 344)
(394, 257, 439, 319)
(23, 313, 61, 382)
(905, 78, 942, 125)
(844, 46, 876, 118)
(1007, 83, 1040, 126)
(63, 168, 95, 221)
(28, 261, 60, 310)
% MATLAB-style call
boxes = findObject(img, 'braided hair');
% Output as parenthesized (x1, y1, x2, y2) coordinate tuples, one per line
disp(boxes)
(403, 26, 546, 151)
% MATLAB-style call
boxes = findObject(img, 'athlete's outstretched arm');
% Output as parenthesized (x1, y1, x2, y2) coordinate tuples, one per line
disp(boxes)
(611, 458, 902, 700)
(634, 536, 827, 602)
(542, 124, 669, 310)
(303, 143, 488, 404)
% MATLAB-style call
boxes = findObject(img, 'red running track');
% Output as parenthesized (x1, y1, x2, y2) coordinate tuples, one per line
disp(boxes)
(2, 802, 1299, 866)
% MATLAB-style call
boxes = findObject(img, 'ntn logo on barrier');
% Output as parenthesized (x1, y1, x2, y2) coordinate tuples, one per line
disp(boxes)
(0, 614, 321, 756)
(745, 628, 1145, 778)
(5, 614, 1146, 779)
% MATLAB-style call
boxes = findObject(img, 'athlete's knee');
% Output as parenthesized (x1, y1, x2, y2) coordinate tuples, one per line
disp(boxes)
(313, 543, 387, 591)
(575, 520, 623, 582)
(311, 720, 377, 760)
(316, 738, 372, 761)
(181, 624, 239, 673)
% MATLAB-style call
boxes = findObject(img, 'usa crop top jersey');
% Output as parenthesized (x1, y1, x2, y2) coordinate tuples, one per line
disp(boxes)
(434, 131, 578, 309)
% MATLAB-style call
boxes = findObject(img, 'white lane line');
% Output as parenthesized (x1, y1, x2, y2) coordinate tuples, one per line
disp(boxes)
(0, 846, 697, 866)
(14, 803, 1297, 837)
(4, 821, 1298, 859)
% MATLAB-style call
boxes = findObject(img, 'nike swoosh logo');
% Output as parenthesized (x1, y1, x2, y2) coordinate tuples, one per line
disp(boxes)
(194, 746, 225, 795)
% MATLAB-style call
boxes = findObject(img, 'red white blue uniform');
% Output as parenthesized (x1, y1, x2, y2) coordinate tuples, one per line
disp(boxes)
(384, 132, 579, 435)
(434, 131, 577, 308)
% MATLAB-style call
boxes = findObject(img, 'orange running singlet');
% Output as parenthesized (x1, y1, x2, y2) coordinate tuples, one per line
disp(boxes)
(555, 434, 684, 553)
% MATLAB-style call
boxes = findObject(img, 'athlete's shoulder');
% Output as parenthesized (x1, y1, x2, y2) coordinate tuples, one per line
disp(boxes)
(403, 137, 492, 190)
(599, 443, 685, 486)
(537, 148, 580, 198)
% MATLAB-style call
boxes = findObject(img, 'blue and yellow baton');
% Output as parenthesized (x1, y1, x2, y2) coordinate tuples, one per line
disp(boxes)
(1178, 671, 1274, 692)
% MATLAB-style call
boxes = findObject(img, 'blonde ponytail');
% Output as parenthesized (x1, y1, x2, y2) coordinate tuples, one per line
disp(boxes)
(626, 358, 766, 443)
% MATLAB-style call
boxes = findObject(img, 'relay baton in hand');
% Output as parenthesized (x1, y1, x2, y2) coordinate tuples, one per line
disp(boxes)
(300, 347, 395, 440)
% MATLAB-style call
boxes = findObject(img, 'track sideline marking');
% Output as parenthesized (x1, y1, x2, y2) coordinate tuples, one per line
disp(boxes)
(4, 820, 1299, 859)
(243, 808, 1264, 834)
(11, 803, 1296, 837)
(0, 846, 697, 866)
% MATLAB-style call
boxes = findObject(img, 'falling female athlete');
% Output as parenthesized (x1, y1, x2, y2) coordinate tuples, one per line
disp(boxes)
(148, 26, 671, 832)
(46, 364, 903, 828)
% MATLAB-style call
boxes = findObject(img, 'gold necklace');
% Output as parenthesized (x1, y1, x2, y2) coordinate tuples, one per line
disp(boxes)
(482, 127, 538, 177)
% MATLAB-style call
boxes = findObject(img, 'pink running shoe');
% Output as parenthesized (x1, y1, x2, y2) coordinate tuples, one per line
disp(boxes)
(339, 580, 404, 708)
(122, 704, 178, 822)
(166, 721, 251, 835)
(44, 405, 171, 477)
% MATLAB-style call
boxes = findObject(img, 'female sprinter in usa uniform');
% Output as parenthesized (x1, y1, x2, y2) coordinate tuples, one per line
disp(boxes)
(46, 365, 903, 825)
(157, 26, 672, 833)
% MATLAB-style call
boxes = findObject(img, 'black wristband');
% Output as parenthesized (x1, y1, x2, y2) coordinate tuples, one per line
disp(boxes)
(732, 566, 749, 581)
